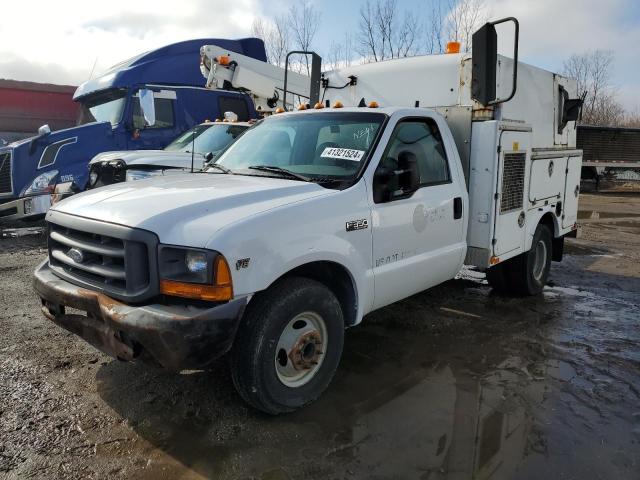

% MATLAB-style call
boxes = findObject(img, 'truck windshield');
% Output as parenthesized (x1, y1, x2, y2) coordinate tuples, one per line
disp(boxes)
(165, 124, 248, 155)
(213, 112, 385, 181)
(77, 89, 127, 126)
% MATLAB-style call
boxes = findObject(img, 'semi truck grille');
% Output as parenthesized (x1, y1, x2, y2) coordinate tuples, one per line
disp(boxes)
(47, 218, 158, 303)
(0, 151, 12, 194)
(500, 152, 526, 213)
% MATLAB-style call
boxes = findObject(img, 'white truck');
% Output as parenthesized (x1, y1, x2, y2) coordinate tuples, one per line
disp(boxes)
(34, 19, 582, 414)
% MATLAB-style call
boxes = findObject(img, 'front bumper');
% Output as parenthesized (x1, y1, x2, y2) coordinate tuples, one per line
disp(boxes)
(0, 194, 51, 222)
(34, 260, 248, 370)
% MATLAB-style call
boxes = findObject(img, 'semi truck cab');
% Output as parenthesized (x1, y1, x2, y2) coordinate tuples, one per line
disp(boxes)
(0, 38, 264, 223)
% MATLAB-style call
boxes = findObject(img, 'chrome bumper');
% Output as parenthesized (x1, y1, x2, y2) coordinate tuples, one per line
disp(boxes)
(0, 194, 51, 222)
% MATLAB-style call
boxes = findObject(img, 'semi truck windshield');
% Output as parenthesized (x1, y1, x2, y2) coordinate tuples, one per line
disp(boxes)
(214, 112, 385, 180)
(77, 89, 127, 126)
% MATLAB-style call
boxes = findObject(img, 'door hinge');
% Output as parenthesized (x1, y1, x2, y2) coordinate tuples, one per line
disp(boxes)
(494, 193, 499, 199)
(492, 238, 497, 245)
(497, 145, 502, 154)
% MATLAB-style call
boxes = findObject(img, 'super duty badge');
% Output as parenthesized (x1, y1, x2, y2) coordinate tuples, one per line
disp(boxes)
(346, 219, 368, 232)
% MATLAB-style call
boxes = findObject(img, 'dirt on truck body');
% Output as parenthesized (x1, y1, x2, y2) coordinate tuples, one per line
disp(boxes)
(1, 192, 639, 479)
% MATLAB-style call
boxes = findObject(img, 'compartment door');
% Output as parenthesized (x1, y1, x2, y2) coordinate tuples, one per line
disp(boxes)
(562, 155, 582, 229)
(493, 131, 530, 257)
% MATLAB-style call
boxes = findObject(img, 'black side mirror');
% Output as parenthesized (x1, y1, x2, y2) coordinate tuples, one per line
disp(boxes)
(373, 151, 420, 203)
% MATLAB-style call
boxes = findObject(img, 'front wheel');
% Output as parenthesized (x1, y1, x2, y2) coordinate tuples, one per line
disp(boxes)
(231, 277, 344, 414)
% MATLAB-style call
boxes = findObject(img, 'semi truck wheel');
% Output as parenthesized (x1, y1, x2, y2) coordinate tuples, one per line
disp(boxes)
(231, 277, 344, 414)
(508, 224, 552, 296)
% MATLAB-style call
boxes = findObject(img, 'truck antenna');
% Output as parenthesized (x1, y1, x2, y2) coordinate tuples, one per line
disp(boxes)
(191, 128, 196, 173)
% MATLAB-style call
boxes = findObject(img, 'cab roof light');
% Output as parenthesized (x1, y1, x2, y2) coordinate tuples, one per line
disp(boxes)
(314, 102, 324, 109)
(446, 41, 461, 54)
(368, 101, 379, 108)
(333, 101, 344, 108)
(275, 107, 285, 114)
(297, 103, 308, 110)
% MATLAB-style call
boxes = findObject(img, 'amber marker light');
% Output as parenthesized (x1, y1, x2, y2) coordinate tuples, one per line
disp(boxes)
(368, 101, 379, 108)
(446, 41, 461, 54)
(314, 102, 324, 109)
(275, 107, 285, 114)
(489, 256, 500, 265)
(216, 55, 231, 65)
(160, 256, 233, 302)
(333, 101, 344, 108)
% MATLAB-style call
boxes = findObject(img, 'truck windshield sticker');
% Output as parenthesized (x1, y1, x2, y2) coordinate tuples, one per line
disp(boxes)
(321, 147, 365, 162)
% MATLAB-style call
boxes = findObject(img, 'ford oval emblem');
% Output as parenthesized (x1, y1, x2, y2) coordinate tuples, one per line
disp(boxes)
(68, 248, 84, 264)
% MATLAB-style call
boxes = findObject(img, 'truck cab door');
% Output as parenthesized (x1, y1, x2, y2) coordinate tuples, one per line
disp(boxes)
(128, 89, 178, 150)
(369, 116, 467, 310)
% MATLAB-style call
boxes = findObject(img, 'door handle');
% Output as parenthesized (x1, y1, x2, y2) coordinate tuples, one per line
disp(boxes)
(453, 197, 463, 219)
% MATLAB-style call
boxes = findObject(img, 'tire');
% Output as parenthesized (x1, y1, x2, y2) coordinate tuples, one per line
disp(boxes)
(507, 224, 553, 296)
(230, 277, 344, 415)
(485, 262, 512, 295)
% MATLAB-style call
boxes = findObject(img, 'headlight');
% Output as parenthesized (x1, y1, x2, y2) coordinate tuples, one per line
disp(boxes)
(126, 169, 164, 182)
(158, 246, 233, 301)
(88, 169, 99, 187)
(23, 170, 58, 196)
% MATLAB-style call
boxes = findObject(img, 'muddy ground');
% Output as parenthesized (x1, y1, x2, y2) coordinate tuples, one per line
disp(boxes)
(1, 193, 639, 480)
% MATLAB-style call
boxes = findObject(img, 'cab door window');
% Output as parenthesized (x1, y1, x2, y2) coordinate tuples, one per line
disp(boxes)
(132, 96, 175, 129)
(376, 118, 451, 198)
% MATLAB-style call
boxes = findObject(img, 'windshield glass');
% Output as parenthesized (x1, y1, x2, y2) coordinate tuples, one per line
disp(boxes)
(77, 89, 127, 126)
(213, 112, 385, 180)
(165, 124, 248, 154)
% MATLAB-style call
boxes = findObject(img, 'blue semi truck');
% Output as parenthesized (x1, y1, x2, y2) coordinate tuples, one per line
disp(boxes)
(0, 38, 265, 222)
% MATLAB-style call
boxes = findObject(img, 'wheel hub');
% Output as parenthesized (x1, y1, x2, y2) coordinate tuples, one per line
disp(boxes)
(288, 331, 323, 370)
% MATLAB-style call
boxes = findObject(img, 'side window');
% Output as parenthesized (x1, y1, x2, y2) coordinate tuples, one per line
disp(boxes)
(132, 97, 175, 129)
(379, 118, 451, 186)
(218, 96, 250, 121)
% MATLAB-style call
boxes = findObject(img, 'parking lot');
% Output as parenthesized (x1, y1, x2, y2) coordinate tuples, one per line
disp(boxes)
(1, 192, 639, 479)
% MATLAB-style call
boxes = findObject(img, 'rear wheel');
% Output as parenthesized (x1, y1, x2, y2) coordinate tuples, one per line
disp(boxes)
(231, 277, 344, 414)
(508, 224, 553, 296)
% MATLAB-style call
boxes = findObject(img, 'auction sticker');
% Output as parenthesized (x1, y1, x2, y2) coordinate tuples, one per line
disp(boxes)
(321, 147, 365, 161)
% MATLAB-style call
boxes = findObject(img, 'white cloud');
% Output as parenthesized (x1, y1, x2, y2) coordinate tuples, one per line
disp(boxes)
(0, 0, 258, 85)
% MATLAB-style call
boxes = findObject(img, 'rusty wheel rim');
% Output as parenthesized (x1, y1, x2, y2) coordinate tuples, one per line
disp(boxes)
(274, 311, 327, 388)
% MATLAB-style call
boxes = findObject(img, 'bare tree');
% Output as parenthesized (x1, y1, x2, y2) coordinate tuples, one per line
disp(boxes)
(445, 0, 487, 52)
(357, 0, 421, 62)
(251, 16, 290, 68)
(288, 3, 321, 74)
(326, 33, 355, 71)
(425, 0, 445, 54)
(562, 50, 624, 126)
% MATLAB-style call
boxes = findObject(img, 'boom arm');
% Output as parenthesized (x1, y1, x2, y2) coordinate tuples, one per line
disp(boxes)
(200, 45, 317, 112)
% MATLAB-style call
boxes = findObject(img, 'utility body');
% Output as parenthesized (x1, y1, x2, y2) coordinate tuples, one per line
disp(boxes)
(35, 19, 583, 414)
(0, 38, 263, 222)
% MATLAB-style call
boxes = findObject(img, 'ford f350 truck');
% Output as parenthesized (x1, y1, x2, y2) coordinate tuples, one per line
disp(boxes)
(0, 38, 263, 222)
(34, 19, 582, 414)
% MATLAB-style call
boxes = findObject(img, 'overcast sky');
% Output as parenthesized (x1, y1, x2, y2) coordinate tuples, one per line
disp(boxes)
(1, 0, 638, 110)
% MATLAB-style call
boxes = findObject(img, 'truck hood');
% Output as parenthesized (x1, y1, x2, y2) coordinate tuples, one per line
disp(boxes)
(50, 173, 333, 246)
(89, 150, 205, 170)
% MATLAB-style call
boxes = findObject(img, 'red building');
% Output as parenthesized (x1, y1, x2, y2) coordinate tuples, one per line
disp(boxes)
(0, 79, 79, 142)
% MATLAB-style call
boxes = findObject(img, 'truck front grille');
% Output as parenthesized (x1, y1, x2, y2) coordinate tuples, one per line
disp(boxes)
(0, 151, 12, 194)
(500, 152, 526, 213)
(47, 217, 158, 303)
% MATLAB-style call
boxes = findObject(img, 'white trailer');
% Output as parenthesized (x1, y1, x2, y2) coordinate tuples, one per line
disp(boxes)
(35, 19, 583, 414)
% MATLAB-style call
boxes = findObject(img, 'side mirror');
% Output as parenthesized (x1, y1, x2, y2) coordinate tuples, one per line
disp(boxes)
(373, 151, 420, 203)
(471, 17, 519, 106)
(138, 89, 156, 127)
(204, 152, 215, 162)
(38, 124, 51, 136)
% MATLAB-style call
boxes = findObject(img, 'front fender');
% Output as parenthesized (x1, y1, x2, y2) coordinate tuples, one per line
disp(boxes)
(208, 181, 374, 322)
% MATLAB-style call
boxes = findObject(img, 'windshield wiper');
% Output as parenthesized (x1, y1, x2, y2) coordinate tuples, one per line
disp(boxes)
(248, 165, 311, 182)
(206, 163, 232, 174)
